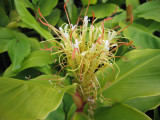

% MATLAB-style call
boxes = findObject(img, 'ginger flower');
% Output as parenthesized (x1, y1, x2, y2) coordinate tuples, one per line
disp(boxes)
(38, 0, 133, 113)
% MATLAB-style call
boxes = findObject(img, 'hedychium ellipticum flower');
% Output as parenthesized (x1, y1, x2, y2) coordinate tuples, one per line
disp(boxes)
(38, 0, 133, 113)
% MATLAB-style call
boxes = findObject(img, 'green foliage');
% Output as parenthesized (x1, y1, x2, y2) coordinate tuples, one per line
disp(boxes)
(64, 0, 78, 24)
(120, 22, 160, 49)
(0, 28, 15, 53)
(0, 77, 76, 120)
(0, 5, 9, 27)
(82, 3, 123, 18)
(94, 103, 151, 120)
(38, 0, 58, 17)
(135, 1, 160, 22)
(81, 0, 97, 6)
(15, 0, 53, 40)
(125, 95, 160, 112)
(8, 32, 31, 72)
(98, 49, 160, 102)
(3, 51, 54, 77)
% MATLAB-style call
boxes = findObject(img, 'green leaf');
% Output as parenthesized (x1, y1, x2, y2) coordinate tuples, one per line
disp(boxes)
(0, 77, 76, 120)
(64, 0, 78, 24)
(148, 21, 160, 33)
(45, 102, 65, 120)
(135, 1, 160, 22)
(126, 0, 140, 9)
(72, 112, 89, 120)
(38, 0, 58, 17)
(97, 10, 125, 29)
(15, 0, 53, 40)
(22, 0, 34, 9)
(97, 49, 160, 103)
(28, 37, 42, 51)
(45, 8, 61, 27)
(0, 5, 9, 27)
(67, 103, 77, 120)
(82, 3, 122, 18)
(32, 0, 39, 5)
(0, 28, 14, 53)
(94, 103, 151, 120)
(36, 65, 52, 75)
(81, 0, 97, 6)
(125, 95, 160, 112)
(119, 22, 160, 49)
(3, 51, 53, 77)
(63, 94, 74, 119)
(8, 32, 31, 72)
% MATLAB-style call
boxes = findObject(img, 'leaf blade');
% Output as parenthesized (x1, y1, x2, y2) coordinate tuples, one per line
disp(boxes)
(0, 77, 76, 120)
(97, 49, 160, 102)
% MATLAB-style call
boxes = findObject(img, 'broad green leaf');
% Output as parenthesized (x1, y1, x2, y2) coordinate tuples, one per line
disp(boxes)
(3, 51, 54, 77)
(0, 77, 76, 120)
(19, 51, 53, 70)
(97, 49, 160, 103)
(45, 102, 65, 120)
(15, 0, 53, 40)
(38, 0, 58, 17)
(45, 8, 61, 27)
(6, 10, 21, 29)
(64, 0, 78, 24)
(82, 4, 122, 18)
(9, 10, 20, 22)
(22, 0, 34, 9)
(0, 5, 9, 27)
(94, 103, 151, 120)
(32, 0, 39, 5)
(98, 10, 126, 29)
(148, 21, 160, 32)
(28, 37, 41, 51)
(17, 20, 32, 29)
(135, 1, 160, 22)
(67, 104, 77, 120)
(72, 112, 89, 120)
(8, 32, 31, 71)
(36, 65, 52, 75)
(63, 94, 74, 119)
(32, 75, 77, 94)
(125, 95, 160, 112)
(81, 0, 97, 6)
(134, 18, 155, 28)
(120, 22, 160, 49)
(126, 0, 140, 9)
(0, 28, 14, 53)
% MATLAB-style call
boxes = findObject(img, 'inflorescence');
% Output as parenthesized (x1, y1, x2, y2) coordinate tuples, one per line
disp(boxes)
(38, 0, 133, 115)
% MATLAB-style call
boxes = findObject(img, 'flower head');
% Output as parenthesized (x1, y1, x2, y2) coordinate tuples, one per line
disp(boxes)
(38, 0, 133, 113)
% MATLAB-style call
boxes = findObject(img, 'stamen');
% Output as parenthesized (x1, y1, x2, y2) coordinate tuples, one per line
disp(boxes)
(85, 0, 91, 17)
(92, 11, 95, 27)
(117, 13, 133, 34)
(96, 36, 102, 44)
(38, 8, 67, 41)
(109, 41, 133, 54)
(104, 5, 117, 22)
(64, 0, 71, 28)
(72, 48, 78, 60)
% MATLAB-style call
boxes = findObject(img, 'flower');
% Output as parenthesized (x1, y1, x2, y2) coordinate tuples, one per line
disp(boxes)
(38, 0, 133, 113)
